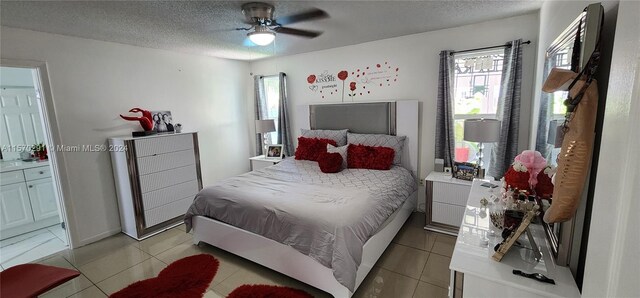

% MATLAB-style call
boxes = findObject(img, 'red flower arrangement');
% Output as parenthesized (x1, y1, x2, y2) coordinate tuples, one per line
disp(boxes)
(500, 150, 555, 204)
(535, 166, 555, 198)
(503, 164, 532, 193)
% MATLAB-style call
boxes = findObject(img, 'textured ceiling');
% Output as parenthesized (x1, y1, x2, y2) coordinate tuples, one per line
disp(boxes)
(0, 1, 542, 61)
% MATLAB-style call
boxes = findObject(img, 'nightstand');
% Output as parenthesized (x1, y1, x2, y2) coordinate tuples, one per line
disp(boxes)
(249, 155, 282, 171)
(424, 171, 472, 236)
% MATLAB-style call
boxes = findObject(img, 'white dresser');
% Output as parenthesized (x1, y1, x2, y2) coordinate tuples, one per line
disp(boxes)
(449, 179, 580, 298)
(425, 171, 472, 236)
(109, 132, 202, 240)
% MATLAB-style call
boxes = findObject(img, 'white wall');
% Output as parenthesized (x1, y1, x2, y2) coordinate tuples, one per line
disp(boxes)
(0, 27, 251, 246)
(582, 1, 640, 296)
(0, 66, 35, 87)
(250, 13, 539, 211)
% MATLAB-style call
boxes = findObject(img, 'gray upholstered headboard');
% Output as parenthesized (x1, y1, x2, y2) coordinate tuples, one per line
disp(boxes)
(296, 100, 419, 179)
(310, 102, 396, 135)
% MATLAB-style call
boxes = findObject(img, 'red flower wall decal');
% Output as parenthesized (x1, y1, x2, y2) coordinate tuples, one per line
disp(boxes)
(348, 81, 357, 100)
(307, 75, 316, 84)
(337, 71, 348, 80)
(337, 70, 348, 102)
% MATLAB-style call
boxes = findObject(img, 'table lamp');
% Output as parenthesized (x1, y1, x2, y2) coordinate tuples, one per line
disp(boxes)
(463, 119, 501, 178)
(547, 120, 564, 148)
(255, 119, 276, 152)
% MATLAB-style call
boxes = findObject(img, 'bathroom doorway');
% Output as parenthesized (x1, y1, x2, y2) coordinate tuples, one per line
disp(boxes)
(0, 64, 70, 269)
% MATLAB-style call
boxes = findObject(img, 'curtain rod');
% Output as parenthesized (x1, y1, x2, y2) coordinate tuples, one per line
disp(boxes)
(257, 73, 286, 78)
(450, 40, 531, 55)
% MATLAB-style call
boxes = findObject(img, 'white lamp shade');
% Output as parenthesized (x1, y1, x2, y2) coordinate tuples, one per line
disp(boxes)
(255, 119, 276, 133)
(248, 31, 275, 46)
(463, 119, 501, 142)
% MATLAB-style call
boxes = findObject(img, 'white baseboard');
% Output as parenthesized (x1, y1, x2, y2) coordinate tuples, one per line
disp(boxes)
(76, 227, 122, 247)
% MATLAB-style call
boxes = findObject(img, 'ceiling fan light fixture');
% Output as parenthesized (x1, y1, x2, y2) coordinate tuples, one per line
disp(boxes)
(248, 30, 275, 46)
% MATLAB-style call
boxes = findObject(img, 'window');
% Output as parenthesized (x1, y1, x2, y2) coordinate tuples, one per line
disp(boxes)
(453, 50, 505, 169)
(262, 76, 280, 145)
(543, 48, 573, 164)
(548, 48, 572, 116)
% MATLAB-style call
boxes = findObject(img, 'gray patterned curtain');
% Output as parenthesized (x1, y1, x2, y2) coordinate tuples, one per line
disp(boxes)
(254, 75, 267, 156)
(535, 54, 558, 160)
(435, 50, 456, 168)
(277, 72, 294, 157)
(489, 39, 523, 179)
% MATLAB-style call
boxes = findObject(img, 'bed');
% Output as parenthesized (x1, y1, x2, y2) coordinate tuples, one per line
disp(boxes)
(187, 100, 419, 297)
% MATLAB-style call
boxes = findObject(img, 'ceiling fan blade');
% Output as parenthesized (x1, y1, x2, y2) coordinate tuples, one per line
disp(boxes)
(274, 27, 322, 38)
(275, 8, 328, 25)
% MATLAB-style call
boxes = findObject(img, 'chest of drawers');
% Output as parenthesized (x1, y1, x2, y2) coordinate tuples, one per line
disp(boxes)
(109, 132, 202, 240)
(424, 171, 472, 236)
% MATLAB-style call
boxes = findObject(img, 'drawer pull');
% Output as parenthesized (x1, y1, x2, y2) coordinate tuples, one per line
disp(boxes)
(29, 185, 33, 188)
(39, 171, 44, 174)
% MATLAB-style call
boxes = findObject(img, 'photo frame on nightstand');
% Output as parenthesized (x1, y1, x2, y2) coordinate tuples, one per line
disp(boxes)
(452, 162, 478, 181)
(265, 144, 284, 160)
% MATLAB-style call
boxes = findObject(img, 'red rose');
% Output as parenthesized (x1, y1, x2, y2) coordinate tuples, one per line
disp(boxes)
(307, 75, 316, 84)
(337, 71, 348, 81)
(349, 82, 357, 91)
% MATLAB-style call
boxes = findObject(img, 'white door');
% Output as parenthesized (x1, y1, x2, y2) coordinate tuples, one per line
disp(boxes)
(0, 183, 35, 230)
(27, 178, 59, 221)
(0, 88, 45, 160)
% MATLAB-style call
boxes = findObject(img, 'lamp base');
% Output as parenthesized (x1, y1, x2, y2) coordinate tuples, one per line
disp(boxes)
(477, 167, 486, 179)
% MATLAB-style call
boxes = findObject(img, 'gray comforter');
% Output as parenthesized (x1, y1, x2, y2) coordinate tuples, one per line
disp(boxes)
(184, 158, 416, 291)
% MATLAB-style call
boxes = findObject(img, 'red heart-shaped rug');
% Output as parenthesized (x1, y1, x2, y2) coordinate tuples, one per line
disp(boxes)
(110, 254, 219, 298)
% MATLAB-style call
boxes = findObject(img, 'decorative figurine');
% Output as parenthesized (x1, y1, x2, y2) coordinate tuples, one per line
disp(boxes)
(120, 108, 156, 137)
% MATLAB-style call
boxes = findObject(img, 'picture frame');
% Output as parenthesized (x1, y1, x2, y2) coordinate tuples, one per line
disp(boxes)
(265, 144, 284, 160)
(452, 161, 479, 181)
(151, 111, 174, 133)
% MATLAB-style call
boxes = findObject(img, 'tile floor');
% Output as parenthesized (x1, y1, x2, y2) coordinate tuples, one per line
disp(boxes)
(1, 224, 68, 270)
(26, 212, 455, 297)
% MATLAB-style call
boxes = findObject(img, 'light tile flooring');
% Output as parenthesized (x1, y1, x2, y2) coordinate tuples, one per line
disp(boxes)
(1, 224, 68, 270)
(25, 212, 454, 297)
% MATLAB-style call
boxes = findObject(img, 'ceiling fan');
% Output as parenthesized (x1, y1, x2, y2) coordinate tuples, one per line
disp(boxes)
(236, 2, 329, 46)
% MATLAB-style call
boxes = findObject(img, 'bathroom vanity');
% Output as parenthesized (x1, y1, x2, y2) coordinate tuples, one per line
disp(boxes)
(0, 160, 61, 240)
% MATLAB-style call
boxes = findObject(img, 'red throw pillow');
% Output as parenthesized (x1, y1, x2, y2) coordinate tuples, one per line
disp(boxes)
(347, 144, 395, 170)
(295, 137, 338, 161)
(318, 152, 343, 173)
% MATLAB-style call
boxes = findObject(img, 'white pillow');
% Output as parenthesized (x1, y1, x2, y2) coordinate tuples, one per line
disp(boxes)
(347, 133, 406, 165)
(301, 129, 348, 146)
(327, 144, 348, 169)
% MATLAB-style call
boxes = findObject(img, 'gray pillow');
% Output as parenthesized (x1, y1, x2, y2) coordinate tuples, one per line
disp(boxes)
(301, 129, 348, 146)
(327, 144, 348, 169)
(347, 133, 406, 165)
